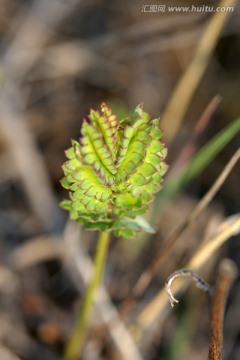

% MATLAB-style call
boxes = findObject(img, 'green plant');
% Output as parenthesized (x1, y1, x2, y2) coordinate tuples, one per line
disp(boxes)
(60, 103, 167, 360)
(60, 102, 167, 237)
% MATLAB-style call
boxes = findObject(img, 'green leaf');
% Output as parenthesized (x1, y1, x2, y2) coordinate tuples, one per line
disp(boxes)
(60, 200, 72, 210)
(89, 103, 118, 161)
(60, 178, 71, 189)
(130, 173, 146, 186)
(113, 216, 155, 234)
(81, 121, 117, 177)
(133, 216, 156, 233)
(138, 163, 156, 177)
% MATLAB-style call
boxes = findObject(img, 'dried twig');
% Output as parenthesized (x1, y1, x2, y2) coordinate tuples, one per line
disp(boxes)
(165, 269, 212, 308)
(208, 259, 238, 360)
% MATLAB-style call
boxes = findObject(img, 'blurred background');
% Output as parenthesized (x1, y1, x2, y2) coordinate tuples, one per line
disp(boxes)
(0, 0, 239, 359)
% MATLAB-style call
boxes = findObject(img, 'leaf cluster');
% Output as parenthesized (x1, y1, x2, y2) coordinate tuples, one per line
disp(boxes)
(60, 103, 167, 237)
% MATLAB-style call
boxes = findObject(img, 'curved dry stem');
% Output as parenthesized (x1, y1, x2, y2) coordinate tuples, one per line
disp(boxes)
(165, 269, 212, 308)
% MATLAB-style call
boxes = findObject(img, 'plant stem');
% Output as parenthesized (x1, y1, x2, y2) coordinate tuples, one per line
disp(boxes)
(64, 231, 111, 360)
(208, 259, 238, 360)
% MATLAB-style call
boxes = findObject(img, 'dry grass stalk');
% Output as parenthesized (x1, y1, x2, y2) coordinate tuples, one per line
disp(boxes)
(208, 259, 238, 360)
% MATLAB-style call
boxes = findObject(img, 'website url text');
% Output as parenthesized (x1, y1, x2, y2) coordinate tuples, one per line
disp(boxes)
(141, 5, 235, 13)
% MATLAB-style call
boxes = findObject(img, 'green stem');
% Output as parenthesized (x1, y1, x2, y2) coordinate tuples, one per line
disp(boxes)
(63, 231, 111, 360)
